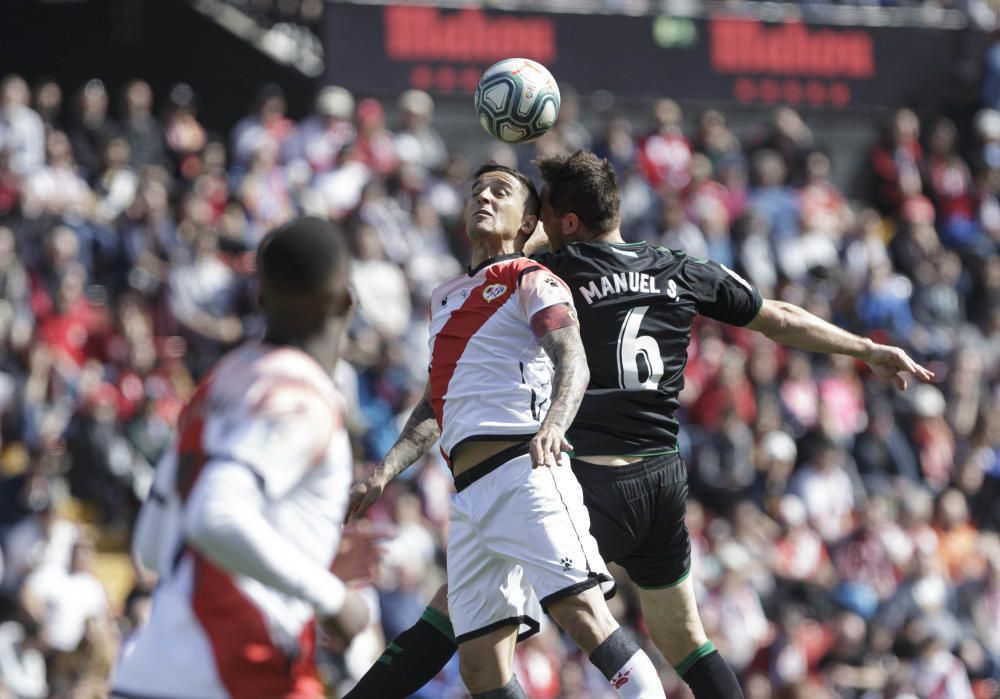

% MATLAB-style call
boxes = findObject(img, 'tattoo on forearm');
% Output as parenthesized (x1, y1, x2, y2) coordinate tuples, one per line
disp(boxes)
(381, 398, 440, 479)
(539, 326, 589, 434)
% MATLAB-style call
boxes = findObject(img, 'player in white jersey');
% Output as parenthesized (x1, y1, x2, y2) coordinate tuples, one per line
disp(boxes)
(346, 165, 665, 699)
(111, 217, 368, 699)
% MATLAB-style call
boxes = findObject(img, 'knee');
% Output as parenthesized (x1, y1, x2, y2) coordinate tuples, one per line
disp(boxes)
(645, 610, 707, 667)
(430, 583, 449, 617)
(548, 591, 617, 652)
(459, 654, 507, 694)
(654, 630, 705, 668)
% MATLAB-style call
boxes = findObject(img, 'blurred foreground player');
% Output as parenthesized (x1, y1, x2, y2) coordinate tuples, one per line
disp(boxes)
(110, 217, 368, 699)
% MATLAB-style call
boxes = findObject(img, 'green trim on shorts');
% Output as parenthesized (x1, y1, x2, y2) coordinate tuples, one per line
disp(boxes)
(421, 605, 456, 644)
(674, 641, 717, 677)
(636, 566, 691, 591)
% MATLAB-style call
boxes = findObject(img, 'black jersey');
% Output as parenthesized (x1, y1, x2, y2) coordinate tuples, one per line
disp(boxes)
(536, 241, 763, 456)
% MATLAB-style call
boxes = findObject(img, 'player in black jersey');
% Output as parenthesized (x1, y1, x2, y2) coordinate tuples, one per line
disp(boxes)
(344, 153, 933, 699)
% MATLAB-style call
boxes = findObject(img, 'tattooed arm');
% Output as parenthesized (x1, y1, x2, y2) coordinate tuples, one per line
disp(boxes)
(346, 385, 440, 521)
(531, 324, 590, 469)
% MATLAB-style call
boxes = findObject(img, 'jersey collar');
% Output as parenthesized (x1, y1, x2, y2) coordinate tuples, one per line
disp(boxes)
(467, 252, 523, 277)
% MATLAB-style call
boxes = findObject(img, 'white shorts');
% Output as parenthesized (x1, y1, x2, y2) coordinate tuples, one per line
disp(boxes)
(447, 446, 614, 644)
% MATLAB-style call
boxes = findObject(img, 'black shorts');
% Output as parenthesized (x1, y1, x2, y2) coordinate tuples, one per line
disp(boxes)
(571, 452, 691, 589)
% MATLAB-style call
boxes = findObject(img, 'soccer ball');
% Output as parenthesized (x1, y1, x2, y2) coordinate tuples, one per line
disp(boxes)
(474, 58, 561, 144)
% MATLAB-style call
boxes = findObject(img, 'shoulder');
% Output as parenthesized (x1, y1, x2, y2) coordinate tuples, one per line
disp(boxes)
(215, 344, 340, 425)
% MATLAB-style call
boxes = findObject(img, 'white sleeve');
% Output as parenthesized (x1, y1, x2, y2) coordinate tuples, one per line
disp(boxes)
(182, 458, 346, 616)
(132, 447, 179, 574)
(517, 264, 575, 325)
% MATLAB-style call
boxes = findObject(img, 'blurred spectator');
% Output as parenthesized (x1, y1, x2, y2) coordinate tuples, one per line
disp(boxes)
(747, 107, 814, 185)
(166, 228, 242, 358)
(68, 79, 119, 182)
(790, 440, 857, 543)
(637, 98, 692, 194)
(0, 74, 45, 176)
(94, 136, 139, 223)
(694, 109, 741, 173)
(870, 108, 923, 216)
(20, 536, 107, 653)
(350, 222, 412, 340)
(163, 83, 207, 173)
(0, 617, 47, 699)
(395, 89, 447, 173)
(119, 80, 164, 171)
(853, 398, 921, 487)
(230, 83, 293, 168)
(290, 85, 356, 175)
(353, 98, 398, 177)
(32, 79, 63, 133)
(748, 149, 800, 245)
(21, 130, 91, 220)
(0, 225, 33, 355)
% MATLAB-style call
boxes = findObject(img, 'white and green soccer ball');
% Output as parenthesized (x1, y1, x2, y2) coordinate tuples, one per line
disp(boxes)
(474, 58, 561, 144)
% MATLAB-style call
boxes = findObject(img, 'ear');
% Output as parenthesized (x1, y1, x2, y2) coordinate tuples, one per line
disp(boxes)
(519, 213, 538, 239)
(563, 212, 581, 236)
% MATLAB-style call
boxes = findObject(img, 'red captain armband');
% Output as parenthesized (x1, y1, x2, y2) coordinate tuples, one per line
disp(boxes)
(530, 303, 578, 339)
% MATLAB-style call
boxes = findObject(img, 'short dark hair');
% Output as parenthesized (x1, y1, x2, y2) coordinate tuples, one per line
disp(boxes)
(473, 163, 540, 217)
(535, 150, 621, 233)
(257, 216, 349, 298)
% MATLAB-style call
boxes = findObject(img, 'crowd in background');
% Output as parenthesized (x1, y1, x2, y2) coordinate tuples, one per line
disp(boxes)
(0, 67, 999, 699)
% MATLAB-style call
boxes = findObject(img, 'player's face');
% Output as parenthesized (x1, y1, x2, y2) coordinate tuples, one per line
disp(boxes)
(467, 171, 530, 240)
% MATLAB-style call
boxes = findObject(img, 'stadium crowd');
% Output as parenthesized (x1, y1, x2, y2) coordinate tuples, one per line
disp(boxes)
(0, 70, 998, 699)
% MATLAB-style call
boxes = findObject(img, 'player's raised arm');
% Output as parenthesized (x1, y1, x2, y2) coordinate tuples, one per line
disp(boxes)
(747, 299, 934, 390)
(347, 383, 440, 521)
(533, 322, 590, 469)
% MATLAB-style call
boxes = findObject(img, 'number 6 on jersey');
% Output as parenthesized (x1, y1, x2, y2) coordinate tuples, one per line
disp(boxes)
(617, 305, 664, 390)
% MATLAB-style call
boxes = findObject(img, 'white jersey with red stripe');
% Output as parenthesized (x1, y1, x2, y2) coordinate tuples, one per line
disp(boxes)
(112, 342, 351, 699)
(429, 253, 575, 458)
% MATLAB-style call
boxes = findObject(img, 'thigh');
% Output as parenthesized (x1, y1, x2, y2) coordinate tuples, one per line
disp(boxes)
(448, 489, 541, 644)
(619, 475, 691, 589)
(573, 464, 637, 567)
(487, 455, 614, 610)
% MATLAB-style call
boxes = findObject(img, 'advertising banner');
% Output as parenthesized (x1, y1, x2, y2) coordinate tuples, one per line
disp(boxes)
(324, 3, 967, 109)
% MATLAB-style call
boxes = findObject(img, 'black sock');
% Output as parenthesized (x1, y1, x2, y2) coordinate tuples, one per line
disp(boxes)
(471, 676, 527, 699)
(678, 644, 744, 699)
(345, 605, 457, 699)
(588, 627, 641, 679)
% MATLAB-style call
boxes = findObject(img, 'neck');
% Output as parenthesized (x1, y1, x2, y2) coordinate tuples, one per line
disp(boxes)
(583, 227, 626, 245)
(263, 328, 338, 374)
(469, 235, 517, 270)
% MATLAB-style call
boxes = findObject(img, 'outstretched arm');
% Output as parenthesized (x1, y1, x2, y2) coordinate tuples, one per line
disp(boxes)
(346, 385, 440, 521)
(747, 299, 934, 390)
(532, 324, 590, 468)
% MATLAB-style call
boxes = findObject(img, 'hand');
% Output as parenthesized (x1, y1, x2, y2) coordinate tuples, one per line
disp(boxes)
(345, 470, 388, 523)
(864, 344, 934, 390)
(331, 522, 392, 585)
(529, 425, 571, 469)
(319, 588, 369, 652)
